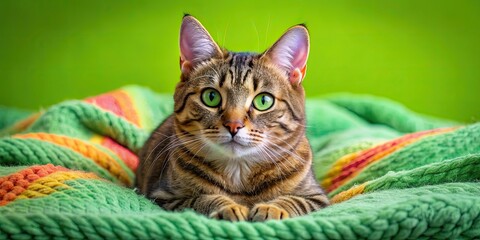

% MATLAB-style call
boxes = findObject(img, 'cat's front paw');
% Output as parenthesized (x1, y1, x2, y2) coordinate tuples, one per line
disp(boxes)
(249, 204, 289, 221)
(209, 204, 249, 221)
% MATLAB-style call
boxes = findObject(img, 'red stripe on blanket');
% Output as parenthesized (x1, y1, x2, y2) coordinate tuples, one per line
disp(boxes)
(101, 137, 139, 171)
(85, 90, 140, 127)
(327, 127, 457, 192)
(0, 164, 67, 206)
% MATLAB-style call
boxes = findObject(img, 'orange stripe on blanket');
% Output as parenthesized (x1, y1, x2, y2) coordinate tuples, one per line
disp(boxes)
(16, 171, 98, 201)
(1, 164, 67, 205)
(0, 165, 98, 206)
(85, 90, 140, 127)
(322, 127, 457, 192)
(330, 183, 366, 204)
(14, 133, 132, 186)
(8, 112, 41, 133)
(90, 135, 139, 171)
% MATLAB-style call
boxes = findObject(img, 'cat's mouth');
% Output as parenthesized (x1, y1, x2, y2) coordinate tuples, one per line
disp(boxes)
(220, 141, 248, 156)
(203, 134, 260, 158)
(212, 138, 253, 157)
(220, 139, 248, 148)
(222, 135, 253, 147)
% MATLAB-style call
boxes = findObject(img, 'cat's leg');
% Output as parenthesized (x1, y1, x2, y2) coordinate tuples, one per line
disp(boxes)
(249, 194, 329, 221)
(160, 194, 249, 221)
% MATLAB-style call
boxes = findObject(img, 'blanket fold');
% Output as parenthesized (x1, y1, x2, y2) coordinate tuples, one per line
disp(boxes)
(0, 86, 478, 239)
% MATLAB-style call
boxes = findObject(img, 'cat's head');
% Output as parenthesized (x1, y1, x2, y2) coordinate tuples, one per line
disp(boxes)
(173, 15, 309, 161)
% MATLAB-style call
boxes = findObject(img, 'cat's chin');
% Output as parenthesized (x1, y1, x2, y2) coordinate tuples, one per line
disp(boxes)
(221, 142, 249, 157)
(209, 141, 257, 159)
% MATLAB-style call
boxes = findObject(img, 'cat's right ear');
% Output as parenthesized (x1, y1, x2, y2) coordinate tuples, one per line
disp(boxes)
(262, 25, 310, 86)
(180, 15, 222, 76)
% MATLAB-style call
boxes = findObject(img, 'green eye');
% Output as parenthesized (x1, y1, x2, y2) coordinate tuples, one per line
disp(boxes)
(253, 93, 275, 111)
(201, 88, 222, 107)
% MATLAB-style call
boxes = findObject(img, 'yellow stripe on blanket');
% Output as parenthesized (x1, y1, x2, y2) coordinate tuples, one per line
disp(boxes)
(330, 183, 367, 204)
(14, 133, 132, 186)
(17, 171, 99, 200)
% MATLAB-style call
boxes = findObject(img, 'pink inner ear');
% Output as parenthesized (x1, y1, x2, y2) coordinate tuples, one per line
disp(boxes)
(180, 33, 195, 63)
(267, 27, 309, 82)
(180, 17, 219, 66)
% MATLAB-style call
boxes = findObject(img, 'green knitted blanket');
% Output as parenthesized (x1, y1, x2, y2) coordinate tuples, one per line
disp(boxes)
(1, 86, 479, 239)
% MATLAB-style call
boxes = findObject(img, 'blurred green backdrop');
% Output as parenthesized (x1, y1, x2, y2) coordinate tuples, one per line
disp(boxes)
(0, 0, 479, 122)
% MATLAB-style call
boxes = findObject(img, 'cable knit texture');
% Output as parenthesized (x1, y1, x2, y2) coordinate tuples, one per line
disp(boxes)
(0, 86, 479, 239)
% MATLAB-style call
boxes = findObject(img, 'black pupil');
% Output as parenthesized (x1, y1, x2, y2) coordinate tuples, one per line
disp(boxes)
(209, 91, 216, 101)
(261, 95, 267, 105)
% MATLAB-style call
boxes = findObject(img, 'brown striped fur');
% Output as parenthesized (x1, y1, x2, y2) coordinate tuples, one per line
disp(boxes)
(136, 15, 329, 221)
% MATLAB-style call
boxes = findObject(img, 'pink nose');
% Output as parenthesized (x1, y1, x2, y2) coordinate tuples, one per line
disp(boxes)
(223, 120, 245, 136)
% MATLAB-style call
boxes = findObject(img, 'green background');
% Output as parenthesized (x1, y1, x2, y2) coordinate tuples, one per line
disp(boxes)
(0, 1, 479, 122)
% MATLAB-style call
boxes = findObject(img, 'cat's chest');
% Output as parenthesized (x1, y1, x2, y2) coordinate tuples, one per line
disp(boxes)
(222, 160, 252, 190)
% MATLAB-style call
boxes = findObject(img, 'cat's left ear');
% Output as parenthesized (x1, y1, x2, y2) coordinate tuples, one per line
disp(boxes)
(180, 15, 223, 76)
(262, 25, 310, 86)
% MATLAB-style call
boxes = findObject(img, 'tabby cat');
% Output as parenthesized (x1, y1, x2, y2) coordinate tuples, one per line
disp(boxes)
(136, 15, 329, 221)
